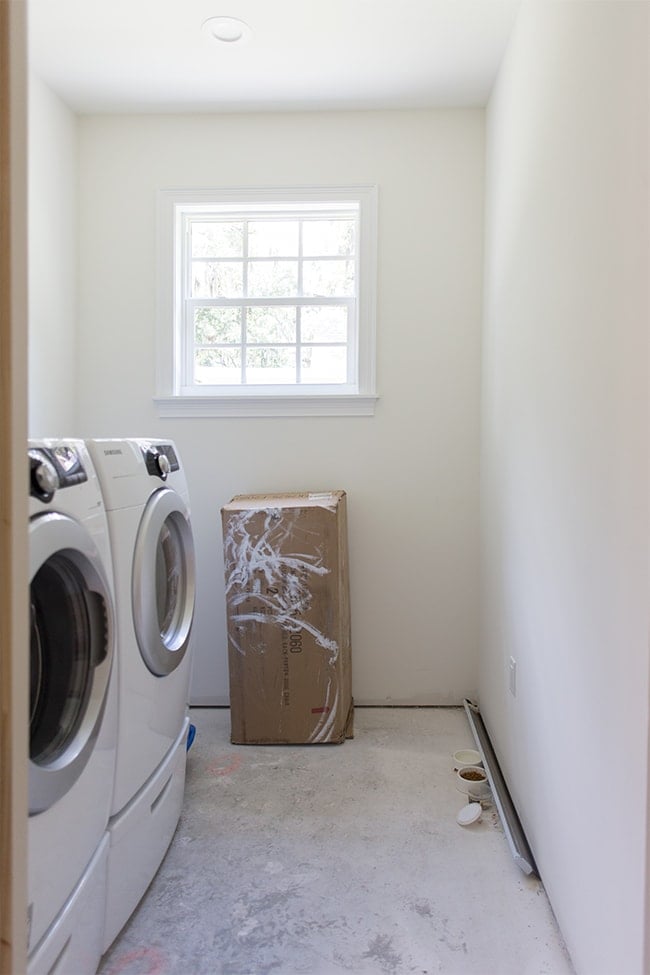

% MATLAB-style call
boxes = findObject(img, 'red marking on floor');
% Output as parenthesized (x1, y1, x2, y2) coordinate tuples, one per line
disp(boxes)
(207, 753, 243, 776)
(105, 945, 166, 975)
(311, 707, 331, 714)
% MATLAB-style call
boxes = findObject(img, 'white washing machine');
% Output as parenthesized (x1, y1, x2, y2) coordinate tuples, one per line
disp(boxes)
(86, 438, 196, 951)
(28, 439, 117, 973)
(27, 836, 109, 975)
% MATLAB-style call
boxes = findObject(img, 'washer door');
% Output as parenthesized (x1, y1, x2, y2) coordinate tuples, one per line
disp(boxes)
(29, 512, 114, 815)
(132, 488, 196, 676)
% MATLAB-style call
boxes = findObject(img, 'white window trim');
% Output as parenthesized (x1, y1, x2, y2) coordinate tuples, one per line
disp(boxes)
(155, 185, 378, 418)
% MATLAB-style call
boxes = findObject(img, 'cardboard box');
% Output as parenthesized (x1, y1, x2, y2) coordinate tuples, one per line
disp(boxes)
(221, 491, 353, 745)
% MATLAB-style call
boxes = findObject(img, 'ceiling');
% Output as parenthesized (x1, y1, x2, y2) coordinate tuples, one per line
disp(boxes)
(28, 0, 521, 114)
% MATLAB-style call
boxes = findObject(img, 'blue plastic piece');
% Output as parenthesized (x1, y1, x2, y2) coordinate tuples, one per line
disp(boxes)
(186, 723, 196, 751)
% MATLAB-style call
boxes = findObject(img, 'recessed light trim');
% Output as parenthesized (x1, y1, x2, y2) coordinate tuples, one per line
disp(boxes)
(202, 16, 252, 44)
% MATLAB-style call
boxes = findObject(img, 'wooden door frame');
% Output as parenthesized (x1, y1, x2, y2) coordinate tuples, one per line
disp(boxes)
(1, 1, 28, 973)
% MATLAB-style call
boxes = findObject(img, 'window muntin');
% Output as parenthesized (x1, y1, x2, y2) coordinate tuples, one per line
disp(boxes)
(182, 207, 358, 392)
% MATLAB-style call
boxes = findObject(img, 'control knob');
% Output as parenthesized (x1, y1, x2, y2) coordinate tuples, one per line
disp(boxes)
(145, 448, 171, 480)
(31, 456, 59, 500)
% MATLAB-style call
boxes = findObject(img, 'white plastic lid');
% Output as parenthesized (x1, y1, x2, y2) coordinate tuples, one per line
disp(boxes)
(456, 802, 482, 826)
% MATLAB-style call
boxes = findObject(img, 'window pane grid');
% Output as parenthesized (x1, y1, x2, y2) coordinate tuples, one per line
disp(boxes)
(183, 208, 359, 388)
(189, 216, 354, 250)
(189, 297, 352, 386)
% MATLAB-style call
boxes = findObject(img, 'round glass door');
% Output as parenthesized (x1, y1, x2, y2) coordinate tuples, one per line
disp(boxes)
(29, 513, 114, 814)
(156, 513, 187, 646)
(132, 488, 196, 676)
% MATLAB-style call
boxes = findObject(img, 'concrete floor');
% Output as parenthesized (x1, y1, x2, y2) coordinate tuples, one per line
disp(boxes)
(98, 707, 573, 975)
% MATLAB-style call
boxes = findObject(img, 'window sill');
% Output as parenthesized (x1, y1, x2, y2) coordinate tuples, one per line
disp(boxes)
(154, 394, 379, 418)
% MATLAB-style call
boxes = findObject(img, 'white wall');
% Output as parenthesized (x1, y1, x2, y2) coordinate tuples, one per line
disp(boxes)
(75, 110, 484, 705)
(481, 4, 649, 973)
(28, 74, 78, 436)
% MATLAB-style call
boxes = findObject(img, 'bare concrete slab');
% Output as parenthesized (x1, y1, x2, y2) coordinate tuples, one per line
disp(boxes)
(98, 707, 573, 975)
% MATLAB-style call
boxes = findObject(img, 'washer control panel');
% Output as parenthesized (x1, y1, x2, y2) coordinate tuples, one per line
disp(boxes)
(29, 445, 87, 502)
(142, 443, 180, 480)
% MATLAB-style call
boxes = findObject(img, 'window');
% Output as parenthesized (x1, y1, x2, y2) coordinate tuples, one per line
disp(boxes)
(156, 187, 378, 417)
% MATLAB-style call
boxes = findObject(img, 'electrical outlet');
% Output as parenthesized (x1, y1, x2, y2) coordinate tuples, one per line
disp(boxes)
(508, 656, 517, 696)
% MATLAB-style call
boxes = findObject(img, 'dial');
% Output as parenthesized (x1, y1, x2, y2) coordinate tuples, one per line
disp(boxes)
(145, 448, 170, 480)
(30, 453, 59, 499)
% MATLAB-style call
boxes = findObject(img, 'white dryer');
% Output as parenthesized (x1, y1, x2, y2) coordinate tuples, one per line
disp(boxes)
(28, 439, 117, 973)
(86, 438, 196, 950)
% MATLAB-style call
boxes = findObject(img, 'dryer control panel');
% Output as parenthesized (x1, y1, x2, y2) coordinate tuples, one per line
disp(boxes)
(29, 445, 88, 502)
(141, 443, 180, 480)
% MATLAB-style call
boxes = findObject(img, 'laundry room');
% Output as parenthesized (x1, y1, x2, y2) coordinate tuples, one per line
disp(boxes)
(3, 1, 649, 974)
